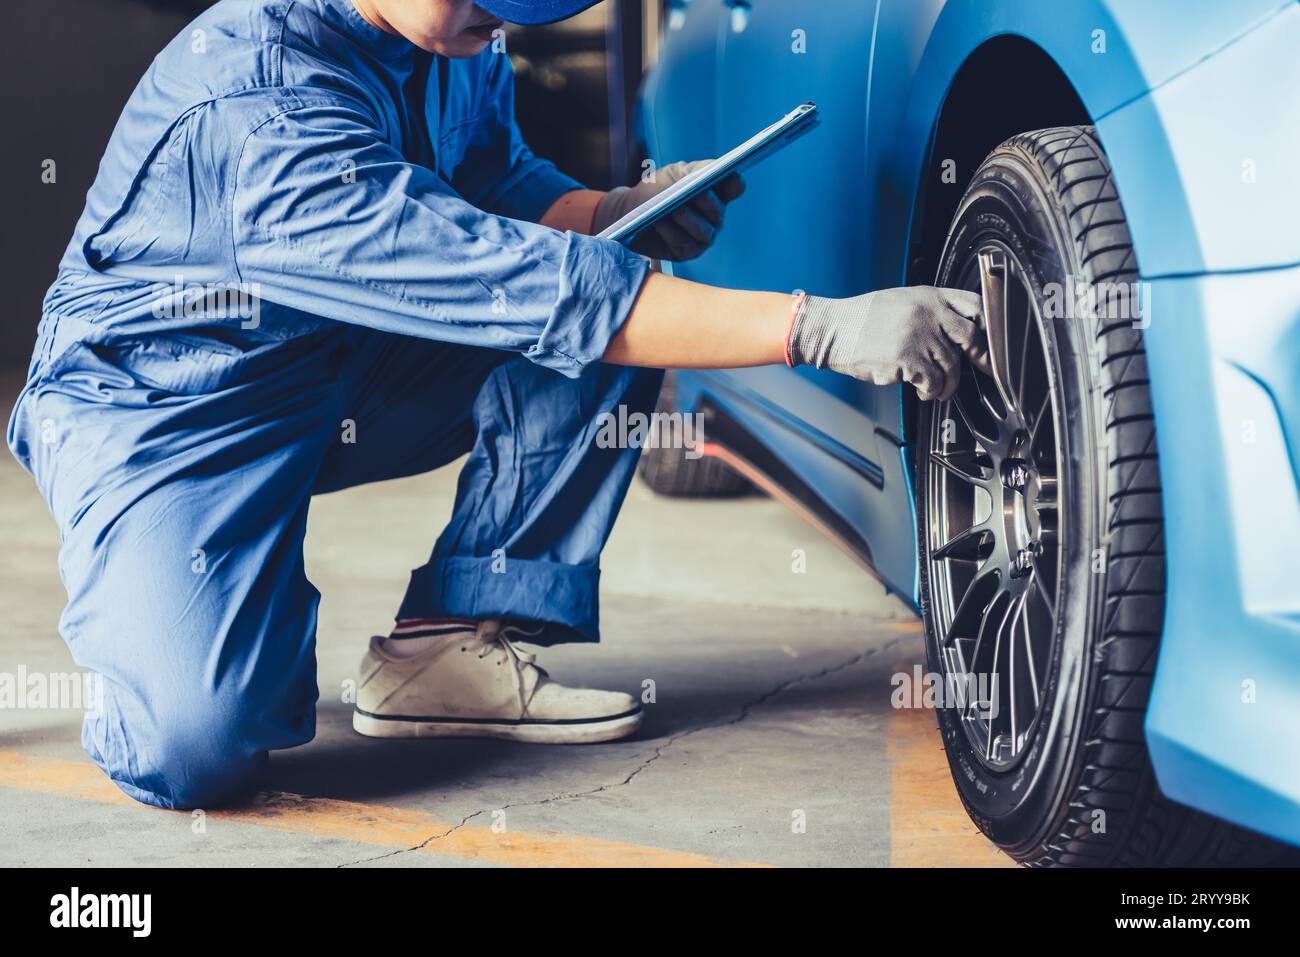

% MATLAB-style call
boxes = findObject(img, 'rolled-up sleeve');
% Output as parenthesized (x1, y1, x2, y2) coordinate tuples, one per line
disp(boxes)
(230, 96, 648, 377)
(450, 53, 585, 224)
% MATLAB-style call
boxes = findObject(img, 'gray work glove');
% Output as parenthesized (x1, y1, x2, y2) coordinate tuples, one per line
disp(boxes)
(592, 160, 745, 262)
(788, 287, 989, 401)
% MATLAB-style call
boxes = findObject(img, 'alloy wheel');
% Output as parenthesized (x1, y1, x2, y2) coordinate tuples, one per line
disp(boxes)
(924, 247, 1064, 771)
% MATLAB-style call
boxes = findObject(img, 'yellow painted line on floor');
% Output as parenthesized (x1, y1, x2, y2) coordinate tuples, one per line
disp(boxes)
(886, 657, 1018, 868)
(0, 749, 761, 868)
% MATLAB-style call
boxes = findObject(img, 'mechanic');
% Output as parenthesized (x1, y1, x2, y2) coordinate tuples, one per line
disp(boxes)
(7, 0, 987, 809)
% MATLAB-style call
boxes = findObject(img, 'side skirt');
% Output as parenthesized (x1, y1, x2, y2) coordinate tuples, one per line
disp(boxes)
(694, 397, 891, 590)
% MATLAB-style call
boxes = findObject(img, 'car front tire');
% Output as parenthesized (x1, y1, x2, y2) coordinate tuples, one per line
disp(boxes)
(917, 126, 1290, 866)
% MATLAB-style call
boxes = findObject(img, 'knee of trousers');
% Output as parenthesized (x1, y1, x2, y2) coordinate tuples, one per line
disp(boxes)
(82, 696, 274, 811)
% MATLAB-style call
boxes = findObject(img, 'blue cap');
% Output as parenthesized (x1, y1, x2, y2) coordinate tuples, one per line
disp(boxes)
(477, 0, 605, 26)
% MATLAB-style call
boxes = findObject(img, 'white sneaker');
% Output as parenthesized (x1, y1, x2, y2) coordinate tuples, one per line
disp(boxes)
(352, 619, 643, 743)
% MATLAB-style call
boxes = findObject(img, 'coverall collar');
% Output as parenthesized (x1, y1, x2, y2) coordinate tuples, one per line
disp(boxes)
(314, 0, 415, 62)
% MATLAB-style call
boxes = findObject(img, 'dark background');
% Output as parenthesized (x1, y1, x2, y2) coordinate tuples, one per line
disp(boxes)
(0, 0, 650, 370)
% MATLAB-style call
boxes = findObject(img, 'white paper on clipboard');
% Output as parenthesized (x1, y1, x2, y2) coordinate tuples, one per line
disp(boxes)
(597, 102, 820, 245)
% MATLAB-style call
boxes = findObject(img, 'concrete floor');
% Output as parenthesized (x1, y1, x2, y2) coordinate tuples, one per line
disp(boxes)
(0, 372, 1011, 867)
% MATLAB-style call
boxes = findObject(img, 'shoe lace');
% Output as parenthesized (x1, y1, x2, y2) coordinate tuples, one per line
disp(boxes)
(476, 622, 547, 718)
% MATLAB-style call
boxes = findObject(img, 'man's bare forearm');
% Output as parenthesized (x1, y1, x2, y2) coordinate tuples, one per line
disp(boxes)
(604, 272, 791, 370)
(538, 193, 791, 370)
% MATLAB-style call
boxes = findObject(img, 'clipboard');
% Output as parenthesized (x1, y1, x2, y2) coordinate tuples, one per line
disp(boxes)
(598, 102, 820, 245)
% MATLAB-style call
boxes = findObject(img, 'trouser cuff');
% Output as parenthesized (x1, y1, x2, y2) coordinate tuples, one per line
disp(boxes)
(397, 556, 600, 644)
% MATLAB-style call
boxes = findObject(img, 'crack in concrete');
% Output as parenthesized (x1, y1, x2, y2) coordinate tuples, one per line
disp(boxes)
(615, 637, 901, 790)
(336, 634, 911, 868)
(335, 809, 488, 868)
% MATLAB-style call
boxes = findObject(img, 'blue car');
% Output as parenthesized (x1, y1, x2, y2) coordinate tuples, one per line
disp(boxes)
(635, 0, 1300, 865)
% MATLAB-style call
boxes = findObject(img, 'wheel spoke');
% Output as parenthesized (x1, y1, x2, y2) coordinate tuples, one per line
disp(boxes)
(977, 249, 1017, 415)
(930, 449, 991, 486)
(984, 594, 1015, 760)
(964, 579, 1005, 673)
(944, 566, 998, 646)
(951, 392, 998, 447)
(933, 523, 990, 562)
(1029, 390, 1052, 448)
(1015, 593, 1039, 733)
(1025, 568, 1057, 702)
(974, 372, 1006, 427)
(1008, 593, 1024, 753)
(1016, 290, 1034, 413)
(1021, 576, 1043, 704)
(1032, 565, 1056, 618)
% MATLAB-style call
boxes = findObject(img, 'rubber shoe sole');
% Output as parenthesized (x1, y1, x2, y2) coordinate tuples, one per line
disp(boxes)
(352, 705, 643, 744)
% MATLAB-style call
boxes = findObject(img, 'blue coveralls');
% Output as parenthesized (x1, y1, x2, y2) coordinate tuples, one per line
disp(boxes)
(5, 0, 658, 809)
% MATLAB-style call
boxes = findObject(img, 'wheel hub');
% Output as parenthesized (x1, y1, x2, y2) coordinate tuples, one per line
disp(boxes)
(999, 453, 1041, 577)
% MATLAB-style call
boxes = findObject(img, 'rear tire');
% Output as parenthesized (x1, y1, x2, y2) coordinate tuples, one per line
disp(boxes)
(917, 126, 1291, 866)
(637, 373, 752, 498)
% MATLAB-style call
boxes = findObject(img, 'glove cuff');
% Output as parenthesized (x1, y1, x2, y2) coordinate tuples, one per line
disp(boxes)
(787, 294, 838, 369)
(784, 293, 808, 367)
(591, 186, 632, 236)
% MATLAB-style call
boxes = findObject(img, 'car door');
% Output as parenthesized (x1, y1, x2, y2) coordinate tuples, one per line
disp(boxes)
(708, 1, 925, 587)
(636, 0, 725, 185)
(645, 0, 931, 594)
(707, 0, 887, 453)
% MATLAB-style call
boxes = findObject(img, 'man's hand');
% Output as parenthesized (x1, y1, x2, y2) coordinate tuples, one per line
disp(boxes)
(787, 287, 990, 401)
(591, 160, 745, 262)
